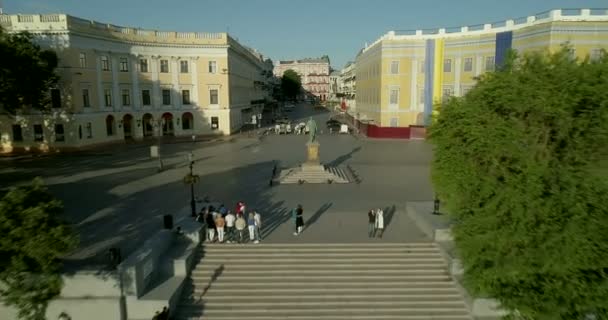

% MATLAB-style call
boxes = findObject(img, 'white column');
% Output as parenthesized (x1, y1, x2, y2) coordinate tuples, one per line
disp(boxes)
(95, 53, 103, 110)
(151, 57, 160, 109)
(171, 57, 180, 109)
(475, 55, 483, 77)
(454, 57, 462, 96)
(111, 55, 120, 110)
(191, 57, 199, 108)
(131, 57, 140, 109)
(410, 59, 417, 110)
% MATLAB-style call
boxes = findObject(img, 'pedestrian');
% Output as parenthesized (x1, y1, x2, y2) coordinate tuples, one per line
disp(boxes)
(152, 311, 160, 320)
(375, 207, 384, 238)
(225, 210, 236, 243)
(368, 209, 376, 238)
(158, 307, 169, 320)
(291, 208, 298, 236)
(235, 214, 247, 243)
(247, 212, 256, 242)
(215, 213, 226, 243)
(205, 209, 216, 242)
(254, 211, 262, 244)
(296, 204, 304, 235)
(219, 203, 227, 217)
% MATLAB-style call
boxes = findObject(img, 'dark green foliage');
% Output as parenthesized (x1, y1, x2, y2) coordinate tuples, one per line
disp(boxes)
(281, 69, 302, 100)
(0, 27, 59, 114)
(0, 178, 78, 320)
(430, 47, 608, 319)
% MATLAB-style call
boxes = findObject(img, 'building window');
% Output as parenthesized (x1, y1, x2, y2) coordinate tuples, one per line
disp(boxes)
(54, 124, 65, 142)
(142, 90, 151, 106)
(461, 85, 473, 95)
(86, 122, 93, 139)
(209, 89, 218, 104)
(79, 53, 87, 68)
(140, 59, 148, 72)
(82, 89, 90, 107)
(12, 125, 23, 142)
(101, 55, 110, 71)
(182, 90, 191, 105)
(160, 60, 169, 73)
(208, 61, 217, 73)
(33, 124, 43, 142)
(390, 61, 399, 74)
(390, 118, 399, 127)
(485, 56, 495, 71)
(104, 89, 112, 107)
(51, 89, 61, 108)
(464, 57, 473, 72)
(442, 85, 454, 102)
(443, 59, 452, 72)
(389, 88, 399, 106)
(162, 89, 171, 105)
(211, 116, 219, 130)
(180, 61, 189, 73)
(121, 89, 131, 106)
(106, 115, 115, 136)
(182, 112, 193, 130)
(591, 49, 604, 62)
(119, 57, 128, 72)
(419, 60, 425, 74)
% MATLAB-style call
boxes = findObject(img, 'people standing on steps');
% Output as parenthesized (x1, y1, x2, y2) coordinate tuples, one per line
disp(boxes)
(235, 214, 247, 243)
(254, 211, 262, 244)
(368, 209, 376, 238)
(224, 210, 236, 243)
(295, 204, 304, 235)
(215, 214, 226, 243)
(205, 209, 216, 242)
(235, 201, 246, 219)
(375, 207, 385, 238)
(247, 212, 256, 242)
(219, 203, 227, 217)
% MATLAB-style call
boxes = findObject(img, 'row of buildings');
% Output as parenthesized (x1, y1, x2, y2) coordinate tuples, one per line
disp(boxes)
(0, 13, 275, 153)
(273, 56, 331, 101)
(342, 8, 608, 138)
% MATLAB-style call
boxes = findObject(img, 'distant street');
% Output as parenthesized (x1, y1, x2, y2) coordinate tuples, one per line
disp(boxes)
(0, 103, 435, 271)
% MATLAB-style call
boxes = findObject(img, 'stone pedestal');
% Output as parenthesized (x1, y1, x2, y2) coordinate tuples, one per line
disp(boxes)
(306, 142, 320, 164)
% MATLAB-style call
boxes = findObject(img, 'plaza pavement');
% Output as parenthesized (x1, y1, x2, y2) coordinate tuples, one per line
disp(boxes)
(0, 103, 435, 271)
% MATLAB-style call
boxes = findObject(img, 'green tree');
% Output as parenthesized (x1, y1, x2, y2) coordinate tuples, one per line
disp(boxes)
(281, 69, 302, 100)
(429, 47, 608, 320)
(0, 178, 78, 320)
(0, 27, 59, 114)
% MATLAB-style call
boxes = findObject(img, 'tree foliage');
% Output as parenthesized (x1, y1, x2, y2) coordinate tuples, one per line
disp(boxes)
(429, 47, 608, 319)
(0, 178, 78, 320)
(281, 69, 302, 100)
(0, 27, 59, 115)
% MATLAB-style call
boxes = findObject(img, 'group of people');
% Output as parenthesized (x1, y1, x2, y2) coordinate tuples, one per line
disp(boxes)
(196, 201, 262, 244)
(368, 208, 385, 238)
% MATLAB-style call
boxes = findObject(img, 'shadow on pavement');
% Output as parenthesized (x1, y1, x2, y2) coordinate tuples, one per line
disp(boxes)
(306, 202, 333, 228)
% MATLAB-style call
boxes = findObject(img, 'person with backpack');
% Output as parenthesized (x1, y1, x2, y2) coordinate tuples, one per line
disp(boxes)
(205, 209, 216, 242)
(225, 210, 236, 243)
(235, 214, 247, 243)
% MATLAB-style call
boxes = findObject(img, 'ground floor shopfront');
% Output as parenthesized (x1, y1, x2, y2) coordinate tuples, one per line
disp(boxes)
(0, 106, 255, 154)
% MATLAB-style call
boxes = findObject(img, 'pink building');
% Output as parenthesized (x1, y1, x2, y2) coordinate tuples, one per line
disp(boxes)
(274, 56, 330, 101)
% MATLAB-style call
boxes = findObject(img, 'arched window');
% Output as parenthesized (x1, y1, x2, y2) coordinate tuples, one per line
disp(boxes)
(106, 115, 116, 136)
(182, 112, 193, 130)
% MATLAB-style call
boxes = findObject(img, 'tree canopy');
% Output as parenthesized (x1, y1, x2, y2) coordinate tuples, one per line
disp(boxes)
(0, 178, 78, 320)
(281, 69, 302, 100)
(0, 27, 59, 114)
(429, 47, 608, 319)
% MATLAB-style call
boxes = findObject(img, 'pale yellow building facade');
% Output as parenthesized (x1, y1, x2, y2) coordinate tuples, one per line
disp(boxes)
(355, 8, 608, 138)
(0, 14, 273, 153)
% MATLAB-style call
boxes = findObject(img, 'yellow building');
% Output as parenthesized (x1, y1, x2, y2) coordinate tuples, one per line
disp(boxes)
(0, 14, 273, 153)
(355, 8, 608, 138)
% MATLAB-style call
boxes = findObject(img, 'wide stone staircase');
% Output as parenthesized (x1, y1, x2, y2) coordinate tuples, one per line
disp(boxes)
(175, 243, 472, 320)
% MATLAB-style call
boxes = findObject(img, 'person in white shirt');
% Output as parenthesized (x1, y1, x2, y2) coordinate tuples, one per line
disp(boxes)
(375, 208, 385, 238)
(254, 211, 262, 244)
(224, 211, 236, 244)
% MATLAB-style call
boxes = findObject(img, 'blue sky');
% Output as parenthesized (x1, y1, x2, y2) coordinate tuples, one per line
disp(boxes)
(5, 0, 607, 69)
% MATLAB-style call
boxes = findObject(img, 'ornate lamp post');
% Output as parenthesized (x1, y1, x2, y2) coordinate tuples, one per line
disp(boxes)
(432, 195, 441, 215)
(183, 152, 200, 217)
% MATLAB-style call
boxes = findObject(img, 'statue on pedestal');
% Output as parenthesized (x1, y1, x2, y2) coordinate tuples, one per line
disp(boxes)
(307, 117, 318, 144)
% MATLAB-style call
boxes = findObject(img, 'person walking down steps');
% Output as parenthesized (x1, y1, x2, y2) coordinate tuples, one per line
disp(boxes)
(295, 204, 304, 235)
(368, 209, 376, 238)
(375, 207, 385, 238)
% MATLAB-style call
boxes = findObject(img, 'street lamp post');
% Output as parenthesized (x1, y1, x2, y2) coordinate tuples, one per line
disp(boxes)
(156, 119, 165, 172)
(184, 151, 200, 217)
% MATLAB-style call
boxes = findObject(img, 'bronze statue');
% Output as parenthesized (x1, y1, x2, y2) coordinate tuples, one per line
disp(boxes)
(306, 117, 318, 143)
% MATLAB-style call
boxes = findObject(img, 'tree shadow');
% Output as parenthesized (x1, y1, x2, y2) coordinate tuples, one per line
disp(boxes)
(327, 146, 361, 167)
(306, 203, 333, 228)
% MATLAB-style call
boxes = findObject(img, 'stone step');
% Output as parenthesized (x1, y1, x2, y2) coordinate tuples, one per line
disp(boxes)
(201, 245, 439, 252)
(203, 243, 437, 248)
(189, 274, 452, 282)
(193, 263, 445, 270)
(182, 293, 463, 302)
(180, 300, 467, 309)
(196, 252, 443, 258)
(184, 281, 459, 290)
(196, 258, 446, 264)
(176, 306, 471, 316)
(176, 315, 471, 320)
(191, 269, 447, 277)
